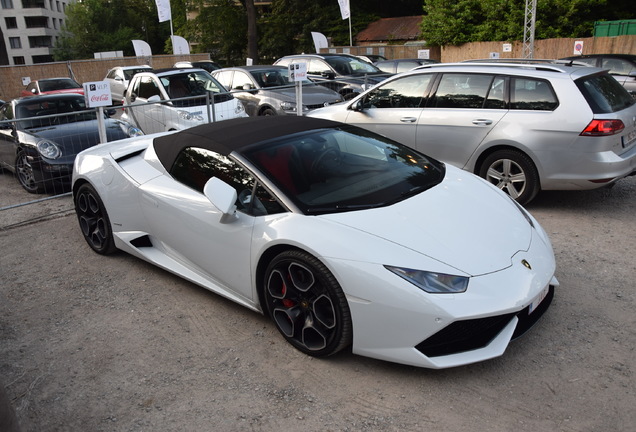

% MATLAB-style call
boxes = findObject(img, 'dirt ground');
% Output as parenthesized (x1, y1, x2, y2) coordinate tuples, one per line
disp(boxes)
(1, 170, 635, 432)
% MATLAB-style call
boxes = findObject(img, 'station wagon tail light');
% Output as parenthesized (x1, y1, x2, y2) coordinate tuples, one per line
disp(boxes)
(580, 119, 625, 136)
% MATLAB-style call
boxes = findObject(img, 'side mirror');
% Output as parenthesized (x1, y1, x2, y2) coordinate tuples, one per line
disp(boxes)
(321, 71, 336, 80)
(203, 177, 237, 220)
(105, 108, 116, 117)
(147, 95, 161, 103)
(31, 88, 37, 94)
(350, 98, 365, 112)
(241, 84, 253, 91)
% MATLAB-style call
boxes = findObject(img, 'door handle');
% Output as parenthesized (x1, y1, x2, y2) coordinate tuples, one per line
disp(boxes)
(400, 117, 417, 123)
(472, 119, 493, 125)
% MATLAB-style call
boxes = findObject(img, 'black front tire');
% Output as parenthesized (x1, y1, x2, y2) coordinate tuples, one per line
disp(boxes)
(263, 250, 352, 357)
(260, 107, 276, 116)
(478, 149, 539, 205)
(74, 183, 117, 254)
(15, 150, 44, 194)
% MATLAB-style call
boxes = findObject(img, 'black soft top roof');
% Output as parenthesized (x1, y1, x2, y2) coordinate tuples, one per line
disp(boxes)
(154, 116, 342, 171)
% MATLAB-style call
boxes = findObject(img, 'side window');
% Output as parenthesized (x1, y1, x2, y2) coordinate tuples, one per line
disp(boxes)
(433, 73, 494, 108)
(232, 71, 253, 90)
(214, 70, 233, 89)
(484, 76, 506, 109)
(106, 70, 116, 79)
(510, 78, 558, 111)
(308, 59, 330, 75)
(602, 58, 633, 75)
(362, 74, 432, 109)
(137, 76, 161, 99)
(396, 61, 420, 73)
(171, 147, 285, 216)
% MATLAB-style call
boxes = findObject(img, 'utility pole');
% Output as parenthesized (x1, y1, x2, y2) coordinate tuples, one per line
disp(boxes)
(522, 0, 537, 58)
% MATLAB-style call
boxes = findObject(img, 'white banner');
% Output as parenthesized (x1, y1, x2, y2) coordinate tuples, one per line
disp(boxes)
(338, 0, 350, 20)
(311, 32, 329, 53)
(155, 0, 172, 23)
(171, 35, 190, 55)
(131, 40, 152, 57)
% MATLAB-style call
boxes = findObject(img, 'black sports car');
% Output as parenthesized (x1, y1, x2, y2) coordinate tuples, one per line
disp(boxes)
(0, 94, 142, 194)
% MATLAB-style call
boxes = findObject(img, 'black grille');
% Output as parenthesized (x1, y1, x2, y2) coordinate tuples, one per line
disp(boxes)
(416, 285, 554, 358)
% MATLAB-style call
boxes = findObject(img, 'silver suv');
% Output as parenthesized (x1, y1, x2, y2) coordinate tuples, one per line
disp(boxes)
(309, 62, 636, 204)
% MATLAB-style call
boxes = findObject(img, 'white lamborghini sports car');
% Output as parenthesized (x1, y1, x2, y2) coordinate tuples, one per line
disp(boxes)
(72, 116, 558, 369)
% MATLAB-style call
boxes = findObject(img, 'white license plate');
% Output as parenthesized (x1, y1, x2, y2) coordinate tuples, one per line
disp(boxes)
(529, 285, 549, 314)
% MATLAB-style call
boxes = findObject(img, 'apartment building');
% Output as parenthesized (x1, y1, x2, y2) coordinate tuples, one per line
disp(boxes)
(0, 0, 71, 65)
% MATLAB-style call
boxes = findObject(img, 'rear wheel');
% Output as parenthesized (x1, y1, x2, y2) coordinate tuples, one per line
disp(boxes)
(478, 149, 539, 205)
(74, 183, 117, 254)
(263, 250, 352, 357)
(260, 107, 276, 116)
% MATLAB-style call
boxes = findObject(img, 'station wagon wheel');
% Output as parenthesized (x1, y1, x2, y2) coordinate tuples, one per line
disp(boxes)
(263, 250, 352, 357)
(479, 149, 539, 205)
(74, 183, 117, 254)
(260, 107, 276, 116)
(15, 150, 43, 193)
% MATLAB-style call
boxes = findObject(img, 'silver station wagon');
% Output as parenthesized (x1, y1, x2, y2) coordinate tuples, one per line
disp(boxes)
(309, 62, 636, 204)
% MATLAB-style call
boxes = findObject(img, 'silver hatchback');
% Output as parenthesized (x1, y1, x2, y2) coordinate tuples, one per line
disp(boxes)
(309, 62, 636, 204)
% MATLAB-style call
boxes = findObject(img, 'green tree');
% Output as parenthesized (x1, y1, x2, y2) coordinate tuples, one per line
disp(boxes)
(180, 0, 247, 65)
(421, 0, 636, 46)
(54, 0, 174, 60)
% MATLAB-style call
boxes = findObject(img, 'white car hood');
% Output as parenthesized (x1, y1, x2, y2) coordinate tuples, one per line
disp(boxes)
(320, 167, 532, 276)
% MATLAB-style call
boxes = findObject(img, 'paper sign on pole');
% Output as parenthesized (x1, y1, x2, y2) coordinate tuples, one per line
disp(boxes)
(83, 81, 112, 108)
(574, 41, 584, 55)
(83, 81, 112, 144)
(289, 63, 307, 82)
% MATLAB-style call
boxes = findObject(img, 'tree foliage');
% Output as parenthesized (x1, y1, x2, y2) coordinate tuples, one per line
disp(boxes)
(54, 0, 176, 60)
(421, 0, 636, 46)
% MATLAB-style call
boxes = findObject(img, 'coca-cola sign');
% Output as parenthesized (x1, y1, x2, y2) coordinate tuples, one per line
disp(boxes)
(83, 81, 112, 107)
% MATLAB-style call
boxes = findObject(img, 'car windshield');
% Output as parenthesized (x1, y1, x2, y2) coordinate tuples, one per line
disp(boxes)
(325, 56, 383, 76)
(124, 68, 151, 80)
(251, 68, 312, 87)
(39, 79, 81, 91)
(243, 126, 445, 214)
(576, 73, 635, 113)
(15, 97, 96, 129)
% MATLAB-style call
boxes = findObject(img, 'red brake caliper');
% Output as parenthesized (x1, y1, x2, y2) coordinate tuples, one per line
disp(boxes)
(281, 279, 295, 308)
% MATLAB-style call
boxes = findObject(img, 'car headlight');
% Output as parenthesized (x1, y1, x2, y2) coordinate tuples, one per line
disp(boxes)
(126, 125, 144, 137)
(385, 266, 469, 294)
(235, 101, 246, 114)
(37, 140, 61, 159)
(177, 110, 204, 122)
(280, 101, 308, 113)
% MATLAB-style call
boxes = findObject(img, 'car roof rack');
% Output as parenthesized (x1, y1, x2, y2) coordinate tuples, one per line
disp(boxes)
(413, 61, 589, 73)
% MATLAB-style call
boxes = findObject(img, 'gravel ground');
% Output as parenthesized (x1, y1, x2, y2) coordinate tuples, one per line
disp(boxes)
(1, 170, 635, 432)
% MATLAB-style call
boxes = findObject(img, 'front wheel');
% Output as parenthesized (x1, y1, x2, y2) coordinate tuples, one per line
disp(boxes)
(15, 150, 43, 193)
(74, 183, 117, 254)
(263, 250, 352, 357)
(478, 150, 539, 205)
